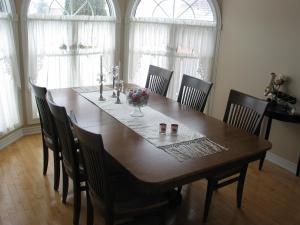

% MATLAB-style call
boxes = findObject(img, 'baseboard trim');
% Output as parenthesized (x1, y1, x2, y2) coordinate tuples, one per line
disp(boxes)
(266, 152, 297, 174)
(0, 126, 41, 150)
(23, 126, 41, 135)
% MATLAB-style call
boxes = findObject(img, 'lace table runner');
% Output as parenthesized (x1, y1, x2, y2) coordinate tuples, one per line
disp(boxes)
(79, 91, 227, 162)
(73, 86, 110, 93)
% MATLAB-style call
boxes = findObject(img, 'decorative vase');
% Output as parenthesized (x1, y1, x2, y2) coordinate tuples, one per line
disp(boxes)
(130, 106, 144, 117)
(127, 88, 149, 117)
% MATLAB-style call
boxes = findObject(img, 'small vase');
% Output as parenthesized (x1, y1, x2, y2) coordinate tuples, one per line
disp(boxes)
(130, 106, 144, 117)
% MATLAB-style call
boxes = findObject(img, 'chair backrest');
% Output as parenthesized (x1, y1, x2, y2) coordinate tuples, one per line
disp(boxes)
(29, 80, 56, 139)
(145, 65, 173, 96)
(71, 120, 112, 211)
(46, 92, 79, 176)
(223, 90, 269, 135)
(177, 74, 213, 112)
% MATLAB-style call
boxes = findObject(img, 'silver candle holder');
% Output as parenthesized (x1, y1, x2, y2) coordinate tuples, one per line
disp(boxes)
(115, 79, 123, 104)
(111, 65, 119, 98)
(98, 73, 105, 101)
(98, 56, 105, 101)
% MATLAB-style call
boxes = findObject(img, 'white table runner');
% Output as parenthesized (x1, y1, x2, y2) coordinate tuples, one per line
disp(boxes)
(79, 91, 227, 162)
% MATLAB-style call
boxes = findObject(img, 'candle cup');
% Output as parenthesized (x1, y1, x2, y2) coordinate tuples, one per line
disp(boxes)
(171, 124, 178, 135)
(159, 123, 167, 134)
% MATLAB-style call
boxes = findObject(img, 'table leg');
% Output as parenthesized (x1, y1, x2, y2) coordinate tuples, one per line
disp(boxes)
(259, 117, 273, 170)
(264, 117, 273, 140)
(166, 188, 182, 208)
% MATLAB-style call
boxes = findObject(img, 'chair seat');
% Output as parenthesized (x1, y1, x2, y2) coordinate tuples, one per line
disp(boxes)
(90, 176, 168, 220)
(43, 132, 56, 150)
(44, 130, 79, 150)
(63, 151, 86, 182)
(114, 185, 168, 218)
(209, 166, 244, 181)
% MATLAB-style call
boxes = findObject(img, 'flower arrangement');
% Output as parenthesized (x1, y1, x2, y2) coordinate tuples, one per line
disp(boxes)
(127, 88, 149, 107)
(264, 72, 287, 98)
(264, 72, 297, 107)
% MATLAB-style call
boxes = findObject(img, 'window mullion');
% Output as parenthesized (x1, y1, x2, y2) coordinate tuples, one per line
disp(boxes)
(169, 23, 176, 69)
(71, 21, 79, 86)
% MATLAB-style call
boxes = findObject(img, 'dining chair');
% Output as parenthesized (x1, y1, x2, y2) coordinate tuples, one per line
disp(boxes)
(46, 92, 86, 225)
(174, 75, 213, 196)
(145, 65, 173, 97)
(29, 80, 61, 191)
(177, 74, 213, 112)
(71, 120, 169, 225)
(203, 89, 268, 222)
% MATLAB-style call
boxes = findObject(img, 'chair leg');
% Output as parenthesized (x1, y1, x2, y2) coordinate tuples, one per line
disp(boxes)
(53, 151, 60, 191)
(177, 186, 182, 193)
(158, 206, 168, 225)
(87, 191, 94, 225)
(104, 212, 114, 225)
(237, 165, 248, 208)
(296, 156, 300, 177)
(259, 152, 266, 170)
(203, 179, 216, 223)
(62, 166, 69, 204)
(73, 181, 81, 225)
(42, 139, 48, 175)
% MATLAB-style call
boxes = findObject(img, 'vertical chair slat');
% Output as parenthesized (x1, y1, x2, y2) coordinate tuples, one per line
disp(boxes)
(177, 74, 213, 112)
(145, 65, 173, 97)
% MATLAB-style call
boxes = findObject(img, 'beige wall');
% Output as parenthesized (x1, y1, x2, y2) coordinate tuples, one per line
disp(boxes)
(10, 0, 300, 164)
(212, 0, 300, 163)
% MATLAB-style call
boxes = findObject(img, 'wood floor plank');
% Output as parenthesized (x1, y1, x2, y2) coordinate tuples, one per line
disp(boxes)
(0, 134, 299, 225)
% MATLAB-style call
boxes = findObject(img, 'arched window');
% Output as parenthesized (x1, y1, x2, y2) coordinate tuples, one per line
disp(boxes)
(0, 0, 21, 135)
(127, 0, 219, 99)
(27, 0, 117, 118)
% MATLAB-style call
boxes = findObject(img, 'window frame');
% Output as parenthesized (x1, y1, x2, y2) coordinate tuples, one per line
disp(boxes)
(0, 0, 11, 14)
(130, 0, 219, 21)
(0, 0, 23, 135)
(21, 0, 121, 125)
(27, 0, 115, 17)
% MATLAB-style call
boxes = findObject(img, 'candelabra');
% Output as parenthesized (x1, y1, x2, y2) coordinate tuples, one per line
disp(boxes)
(115, 79, 123, 104)
(98, 73, 105, 101)
(98, 56, 105, 101)
(111, 65, 119, 98)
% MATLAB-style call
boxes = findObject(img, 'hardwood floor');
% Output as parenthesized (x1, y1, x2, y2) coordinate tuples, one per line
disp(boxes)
(0, 134, 300, 225)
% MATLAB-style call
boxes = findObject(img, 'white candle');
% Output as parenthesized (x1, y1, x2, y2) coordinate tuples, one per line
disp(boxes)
(100, 55, 103, 75)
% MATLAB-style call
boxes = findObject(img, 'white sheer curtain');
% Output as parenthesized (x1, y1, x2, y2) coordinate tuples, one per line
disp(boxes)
(128, 18, 217, 100)
(27, 15, 116, 89)
(27, 15, 115, 117)
(0, 14, 21, 135)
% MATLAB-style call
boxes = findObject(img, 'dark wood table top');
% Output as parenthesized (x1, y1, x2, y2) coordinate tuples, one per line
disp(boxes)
(51, 88, 272, 190)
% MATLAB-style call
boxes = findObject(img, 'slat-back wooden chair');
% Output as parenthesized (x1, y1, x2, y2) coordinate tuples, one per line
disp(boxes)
(223, 90, 268, 135)
(177, 74, 213, 112)
(71, 120, 169, 225)
(203, 89, 268, 222)
(46, 93, 86, 225)
(29, 80, 61, 191)
(145, 65, 173, 97)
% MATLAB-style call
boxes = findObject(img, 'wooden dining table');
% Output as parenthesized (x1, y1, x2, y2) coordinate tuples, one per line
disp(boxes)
(51, 87, 272, 193)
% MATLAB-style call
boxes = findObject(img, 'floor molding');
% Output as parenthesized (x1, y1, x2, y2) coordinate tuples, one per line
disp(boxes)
(266, 152, 297, 174)
(23, 126, 41, 136)
(0, 126, 41, 150)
